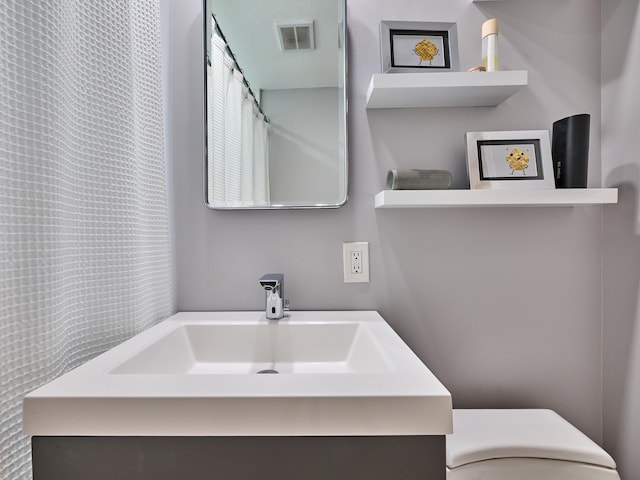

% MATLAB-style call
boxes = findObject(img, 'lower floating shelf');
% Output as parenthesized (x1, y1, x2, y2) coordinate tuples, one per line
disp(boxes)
(374, 188, 618, 208)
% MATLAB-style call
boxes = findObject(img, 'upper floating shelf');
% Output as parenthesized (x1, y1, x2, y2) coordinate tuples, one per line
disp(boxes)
(374, 188, 619, 208)
(366, 70, 528, 109)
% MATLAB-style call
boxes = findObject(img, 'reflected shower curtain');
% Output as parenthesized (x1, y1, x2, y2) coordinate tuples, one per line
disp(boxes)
(0, 1, 174, 479)
(207, 26, 270, 207)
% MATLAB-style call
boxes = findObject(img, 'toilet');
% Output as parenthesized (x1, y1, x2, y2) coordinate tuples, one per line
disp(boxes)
(446, 409, 620, 480)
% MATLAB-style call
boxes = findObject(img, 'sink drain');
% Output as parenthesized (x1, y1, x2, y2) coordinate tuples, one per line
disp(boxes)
(256, 369, 279, 374)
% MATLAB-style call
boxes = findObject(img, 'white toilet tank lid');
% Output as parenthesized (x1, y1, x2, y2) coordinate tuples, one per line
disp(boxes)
(447, 409, 617, 470)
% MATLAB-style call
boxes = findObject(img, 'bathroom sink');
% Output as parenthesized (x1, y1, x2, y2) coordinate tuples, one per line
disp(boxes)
(23, 311, 452, 437)
(110, 322, 391, 375)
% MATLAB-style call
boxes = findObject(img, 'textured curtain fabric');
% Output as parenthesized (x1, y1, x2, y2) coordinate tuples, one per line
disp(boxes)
(0, 1, 175, 478)
(207, 22, 269, 207)
(252, 110, 270, 204)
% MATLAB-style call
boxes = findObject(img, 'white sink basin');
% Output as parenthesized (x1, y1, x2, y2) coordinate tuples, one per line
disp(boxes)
(110, 322, 391, 375)
(23, 311, 452, 437)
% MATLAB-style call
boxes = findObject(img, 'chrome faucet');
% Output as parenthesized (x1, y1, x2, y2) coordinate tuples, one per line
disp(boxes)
(258, 273, 286, 319)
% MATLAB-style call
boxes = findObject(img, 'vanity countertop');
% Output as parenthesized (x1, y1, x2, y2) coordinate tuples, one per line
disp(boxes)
(23, 311, 452, 436)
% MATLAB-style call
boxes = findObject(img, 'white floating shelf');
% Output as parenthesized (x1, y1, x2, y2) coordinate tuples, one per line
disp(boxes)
(366, 70, 528, 109)
(374, 188, 618, 208)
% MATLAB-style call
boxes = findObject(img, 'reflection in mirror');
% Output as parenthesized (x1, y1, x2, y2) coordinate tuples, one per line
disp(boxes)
(203, 0, 347, 209)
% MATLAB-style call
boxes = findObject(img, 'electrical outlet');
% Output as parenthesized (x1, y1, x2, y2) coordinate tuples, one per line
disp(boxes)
(343, 242, 369, 283)
(351, 251, 362, 274)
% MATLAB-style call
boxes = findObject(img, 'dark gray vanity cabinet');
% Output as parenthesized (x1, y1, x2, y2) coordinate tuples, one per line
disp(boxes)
(32, 435, 445, 479)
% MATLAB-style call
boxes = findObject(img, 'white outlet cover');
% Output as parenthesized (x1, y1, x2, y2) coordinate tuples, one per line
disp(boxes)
(343, 242, 370, 283)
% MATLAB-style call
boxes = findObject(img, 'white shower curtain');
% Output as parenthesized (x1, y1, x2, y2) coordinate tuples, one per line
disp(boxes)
(0, 1, 174, 479)
(207, 24, 270, 207)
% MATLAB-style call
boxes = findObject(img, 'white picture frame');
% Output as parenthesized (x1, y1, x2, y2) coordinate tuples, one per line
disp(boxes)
(466, 130, 556, 190)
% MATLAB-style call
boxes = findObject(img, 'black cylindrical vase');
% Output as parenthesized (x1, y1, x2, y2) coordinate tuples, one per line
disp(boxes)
(552, 114, 590, 188)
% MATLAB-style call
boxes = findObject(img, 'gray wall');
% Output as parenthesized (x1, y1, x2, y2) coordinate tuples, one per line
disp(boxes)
(167, 0, 608, 450)
(602, 2, 640, 480)
(262, 87, 342, 204)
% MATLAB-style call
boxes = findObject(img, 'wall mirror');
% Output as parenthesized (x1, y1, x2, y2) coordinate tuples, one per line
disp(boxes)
(203, 0, 347, 209)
